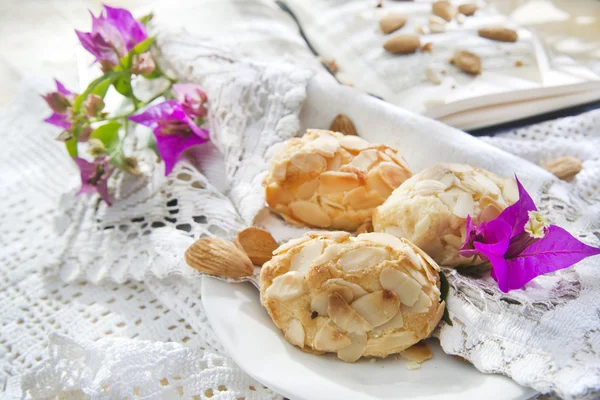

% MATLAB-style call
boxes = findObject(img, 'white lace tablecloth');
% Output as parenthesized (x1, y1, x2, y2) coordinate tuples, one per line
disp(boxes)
(1, 1, 600, 399)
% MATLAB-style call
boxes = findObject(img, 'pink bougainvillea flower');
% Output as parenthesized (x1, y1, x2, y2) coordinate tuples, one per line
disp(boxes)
(76, 5, 147, 66)
(460, 177, 600, 292)
(73, 156, 114, 205)
(43, 80, 75, 130)
(172, 83, 208, 119)
(129, 100, 209, 175)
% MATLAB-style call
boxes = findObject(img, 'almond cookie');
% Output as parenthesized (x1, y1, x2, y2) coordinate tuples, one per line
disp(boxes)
(260, 231, 444, 362)
(373, 163, 518, 266)
(264, 129, 412, 231)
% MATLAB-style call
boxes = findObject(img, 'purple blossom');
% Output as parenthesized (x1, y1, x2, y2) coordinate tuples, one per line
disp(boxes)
(172, 84, 208, 119)
(75, 5, 147, 66)
(129, 100, 209, 175)
(73, 156, 113, 205)
(43, 80, 74, 130)
(460, 177, 600, 292)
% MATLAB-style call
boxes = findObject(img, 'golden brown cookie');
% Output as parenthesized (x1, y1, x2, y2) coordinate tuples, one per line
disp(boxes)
(260, 231, 444, 362)
(264, 129, 412, 231)
(373, 163, 518, 266)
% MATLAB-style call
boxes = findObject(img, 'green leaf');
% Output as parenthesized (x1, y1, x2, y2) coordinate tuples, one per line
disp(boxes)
(65, 138, 78, 157)
(131, 36, 155, 55)
(114, 74, 132, 97)
(442, 306, 453, 326)
(109, 151, 124, 169)
(91, 122, 121, 153)
(139, 12, 153, 25)
(73, 71, 124, 112)
(91, 77, 113, 99)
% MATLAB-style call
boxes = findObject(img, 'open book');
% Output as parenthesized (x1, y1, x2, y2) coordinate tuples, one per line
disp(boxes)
(283, 0, 600, 130)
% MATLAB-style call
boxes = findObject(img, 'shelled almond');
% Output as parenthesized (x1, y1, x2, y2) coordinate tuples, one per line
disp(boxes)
(432, 1, 456, 22)
(380, 13, 407, 34)
(541, 156, 583, 180)
(185, 237, 254, 278)
(451, 50, 482, 75)
(478, 26, 518, 42)
(384, 34, 421, 54)
(235, 227, 279, 265)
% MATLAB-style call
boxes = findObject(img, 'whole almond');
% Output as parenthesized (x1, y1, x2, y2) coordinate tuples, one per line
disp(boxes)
(478, 26, 518, 42)
(458, 3, 478, 16)
(235, 227, 279, 266)
(383, 34, 420, 54)
(380, 13, 407, 34)
(452, 50, 481, 75)
(330, 114, 358, 136)
(541, 156, 583, 181)
(432, 1, 456, 22)
(185, 237, 253, 278)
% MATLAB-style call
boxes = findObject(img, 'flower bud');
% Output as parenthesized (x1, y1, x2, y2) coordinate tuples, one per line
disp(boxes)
(131, 53, 156, 77)
(43, 92, 71, 114)
(87, 138, 106, 157)
(84, 94, 105, 118)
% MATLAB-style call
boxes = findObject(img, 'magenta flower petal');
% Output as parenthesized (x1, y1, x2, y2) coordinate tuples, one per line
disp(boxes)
(504, 225, 600, 291)
(155, 132, 207, 175)
(104, 5, 147, 51)
(73, 156, 113, 205)
(494, 177, 537, 238)
(129, 100, 187, 132)
(55, 79, 72, 95)
(172, 83, 208, 119)
(44, 113, 72, 130)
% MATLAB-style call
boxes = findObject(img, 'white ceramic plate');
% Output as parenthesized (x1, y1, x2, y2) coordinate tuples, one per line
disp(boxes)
(202, 277, 537, 400)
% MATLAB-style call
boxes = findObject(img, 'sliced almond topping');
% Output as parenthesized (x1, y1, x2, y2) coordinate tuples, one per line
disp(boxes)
(384, 149, 411, 172)
(372, 309, 404, 334)
(326, 153, 342, 171)
(285, 318, 305, 347)
(443, 233, 463, 249)
(337, 333, 367, 362)
(407, 267, 429, 287)
(290, 152, 326, 173)
(338, 246, 390, 272)
(319, 171, 360, 195)
(437, 191, 458, 210)
(402, 238, 440, 272)
(351, 290, 400, 327)
(380, 13, 407, 34)
(365, 331, 417, 354)
(384, 225, 406, 238)
(185, 237, 254, 278)
(453, 192, 474, 218)
(265, 271, 306, 301)
(289, 201, 332, 228)
(328, 292, 373, 334)
(290, 239, 325, 274)
(366, 167, 393, 198)
(473, 174, 501, 195)
(311, 283, 354, 316)
(349, 149, 379, 171)
(417, 254, 437, 283)
(235, 227, 279, 266)
(502, 178, 519, 204)
(307, 231, 350, 241)
(314, 321, 352, 352)
(447, 163, 473, 173)
(313, 243, 343, 266)
(273, 235, 311, 255)
(380, 268, 422, 307)
(343, 187, 385, 210)
(400, 342, 432, 363)
(479, 197, 503, 222)
(414, 180, 447, 196)
(339, 136, 370, 152)
(399, 243, 422, 270)
(406, 291, 433, 314)
(427, 301, 446, 333)
(357, 232, 403, 250)
(296, 179, 319, 200)
(439, 173, 458, 188)
(265, 182, 293, 207)
(320, 196, 345, 210)
(311, 134, 340, 157)
(323, 278, 368, 299)
(378, 162, 411, 189)
(271, 161, 288, 181)
(413, 214, 432, 240)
